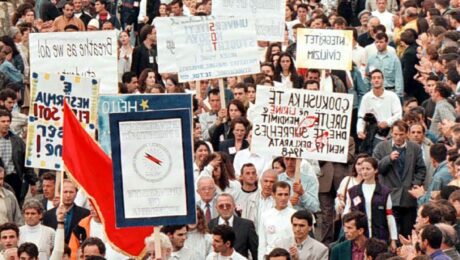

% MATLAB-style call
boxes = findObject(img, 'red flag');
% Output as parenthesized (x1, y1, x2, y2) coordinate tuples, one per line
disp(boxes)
(62, 101, 153, 257)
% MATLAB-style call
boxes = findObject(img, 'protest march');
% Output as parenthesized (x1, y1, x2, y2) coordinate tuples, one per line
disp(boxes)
(2, 0, 460, 259)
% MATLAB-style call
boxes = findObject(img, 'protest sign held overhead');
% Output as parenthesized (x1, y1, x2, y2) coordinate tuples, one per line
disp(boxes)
(173, 16, 260, 82)
(110, 109, 196, 227)
(29, 31, 118, 94)
(212, 0, 285, 41)
(296, 29, 353, 71)
(248, 86, 353, 163)
(25, 72, 99, 170)
(97, 94, 192, 155)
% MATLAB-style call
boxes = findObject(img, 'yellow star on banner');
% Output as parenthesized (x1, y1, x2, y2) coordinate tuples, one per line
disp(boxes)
(140, 99, 149, 110)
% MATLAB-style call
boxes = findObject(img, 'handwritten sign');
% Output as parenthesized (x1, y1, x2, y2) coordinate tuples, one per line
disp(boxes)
(172, 16, 260, 82)
(29, 31, 118, 94)
(212, 0, 285, 41)
(98, 94, 193, 155)
(248, 87, 353, 163)
(25, 72, 99, 170)
(110, 109, 196, 227)
(296, 29, 353, 71)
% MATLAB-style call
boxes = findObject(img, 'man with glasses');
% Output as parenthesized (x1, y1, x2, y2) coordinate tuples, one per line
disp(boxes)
(208, 193, 258, 259)
(196, 176, 218, 224)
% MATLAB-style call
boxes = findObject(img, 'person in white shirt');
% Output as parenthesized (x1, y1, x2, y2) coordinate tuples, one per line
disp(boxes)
(161, 225, 200, 259)
(357, 69, 402, 148)
(19, 199, 55, 260)
(238, 163, 258, 211)
(242, 169, 277, 232)
(184, 207, 213, 259)
(371, 0, 394, 36)
(233, 131, 272, 178)
(258, 181, 297, 259)
(206, 225, 247, 260)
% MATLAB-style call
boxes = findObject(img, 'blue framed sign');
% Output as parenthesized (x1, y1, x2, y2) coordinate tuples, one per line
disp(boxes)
(109, 109, 196, 227)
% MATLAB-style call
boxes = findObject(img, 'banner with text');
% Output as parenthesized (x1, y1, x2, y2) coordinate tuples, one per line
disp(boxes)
(98, 94, 192, 155)
(212, 0, 285, 41)
(173, 16, 260, 82)
(248, 87, 353, 163)
(29, 31, 118, 94)
(296, 29, 353, 71)
(26, 72, 99, 170)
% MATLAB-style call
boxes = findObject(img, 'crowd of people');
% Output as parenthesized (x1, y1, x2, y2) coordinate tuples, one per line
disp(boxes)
(1, 0, 460, 259)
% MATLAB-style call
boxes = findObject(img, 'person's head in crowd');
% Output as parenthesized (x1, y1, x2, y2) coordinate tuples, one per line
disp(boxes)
(296, 3, 308, 23)
(291, 23, 306, 43)
(427, 8, 441, 25)
(304, 80, 320, 91)
(87, 19, 100, 31)
(230, 116, 249, 142)
(0, 223, 19, 249)
(272, 156, 286, 175)
(194, 140, 210, 166)
(22, 199, 44, 227)
(138, 68, 157, 93)
(374, 32, 389, 53)
(449, 10, 460, 29)
(391, 120, 409, 147)
(425, 75, 439, 97)
(240, 163, 257, 188)
(17, 242, 38, 260)
(284, 157, 302, 176)
(434, 0, 450, 13)
(169, 0, 183, 16)
(64, 24, 80, 32)
(310, 14, 329, 29)
(260, 62, 275, 77)
(215, 193, 236, 221)
(367, 16, 381, 37)
(188, 206, 208, 234)
(73, 0, 84, 13)
(147, 83, 165, 94)
(211, 225, 236, 256)
(446, 68, 460, 91)
(332, 16, 347, 29)
(81, 237, 105, 258)
(358, 10, 371, 27)
(139, 24, 156, 44)
(441, 185, 460, 200)
(12, 3, 34, 26)
(62, 179, 78, 208)
(195, 2, 207, 14)
(94, 0, 108, 14)
(369, 69, 384, 89)
(227, 99, 246, 121)
(408, 122, 426, 145)
(265, 43, 282, 63)
(435, 223, 458, 251)
(276, 52, 297, 76)
(403, 111, 419, 126)
(206, 89, 221, 113)
(267, 248, 291, 260)
(403, 97, 419, 115)
(144, 232, 172, 260)
(403, 7, 419, 24)
(342, 211, 368, 242)
(102, 21, 114, 30)
(361, 157, 379, 184)
(204, 152, 235, 190)
(272, 181, 291, 210)
(291, 210, 314, 244)
(375, 0, 387, 12)
(247, 84, 256, 104)
(401, 29, 417, 49)
(420, 224, 443, 254)
(351, 153, 370, 178)
(432, 82, 452, 102)
(430, 143, 447, 169)
(449, 189, 460, 217)
(286, 4, 295, 21)
(0, 110, 12, 137)
(364, 238, 388, 260)
(232, 83, 247, 104)
(165, 75, 179, 93)
(160, 225, 187, 252)
(259, 169, 277, 198)
(436, 199, 457, 224)
(0, 88, 16, 112)
(63, 2, 75, 19)
(197, 175, 216, 203)
(159, 3, 169, 16)
(415, 203, 443, 231)
(306, 69, 320, 82)
(121, 71, 139, 94)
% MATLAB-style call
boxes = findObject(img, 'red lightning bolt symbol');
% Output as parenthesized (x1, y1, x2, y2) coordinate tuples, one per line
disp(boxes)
(144, 153, 162, 166)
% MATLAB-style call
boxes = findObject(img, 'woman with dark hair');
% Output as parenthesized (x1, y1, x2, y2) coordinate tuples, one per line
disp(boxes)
(272, 156, 286, 175)
(0, 36, 24, 74)
(344, 157, 397, 249)
(209, 99, 246, 151)
(285, 4, 296, 22)
(12, 3, 35, 26)
(194, 140, 210, 180)
(200, 152, 242, 203)
(273, 52, 302, 88)
(265, 42, 282, 63)
(184, 206, 212, 259)
(165, 74, 181, 93)
(218, 117, 250, 163)
(138, 68, 157, 93)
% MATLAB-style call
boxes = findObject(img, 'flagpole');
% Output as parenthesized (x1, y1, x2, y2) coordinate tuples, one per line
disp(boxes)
(154, 226, 161, 259)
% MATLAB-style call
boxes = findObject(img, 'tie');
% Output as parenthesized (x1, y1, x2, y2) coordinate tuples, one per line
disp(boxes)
(225, 219, 229, 226)
(205, 203, 211, 223)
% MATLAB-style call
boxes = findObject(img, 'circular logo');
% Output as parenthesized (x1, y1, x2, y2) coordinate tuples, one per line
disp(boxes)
(133, 143, 172, 183)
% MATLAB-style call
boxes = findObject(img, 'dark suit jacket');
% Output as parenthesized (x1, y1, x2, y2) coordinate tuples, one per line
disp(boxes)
(219, 139, 249, 163)
(208, 216, 258, 260)
(42, 204, 90, 243)
(373, 140, 426, 208)
(401, 44, 428, 102)
(330, 240, 352, 260)
(130, 43, 160, 79)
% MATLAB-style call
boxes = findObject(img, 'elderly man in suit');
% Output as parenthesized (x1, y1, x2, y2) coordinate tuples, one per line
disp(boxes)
(208, 193, 258, 259)
(373, 120, 426, 237)
(196, 176, 218, 224)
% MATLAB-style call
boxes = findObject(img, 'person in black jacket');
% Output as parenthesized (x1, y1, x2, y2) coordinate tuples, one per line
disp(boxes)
(131, 24, 161, 83)
(273, 52, 303, 89)
(40, 0, 61, 22)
